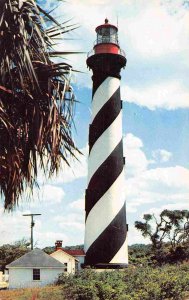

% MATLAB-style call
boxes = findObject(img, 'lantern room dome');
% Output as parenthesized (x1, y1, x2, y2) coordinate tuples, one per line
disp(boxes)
(95, 18, 118, 33)
(95, 19, 119, 46)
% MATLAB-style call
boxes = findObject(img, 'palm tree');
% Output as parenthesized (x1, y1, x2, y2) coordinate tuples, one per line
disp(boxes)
(0, 0, 80, 210)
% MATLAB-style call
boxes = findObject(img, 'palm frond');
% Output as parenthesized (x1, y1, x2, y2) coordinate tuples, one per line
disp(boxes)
(0, 0, 80, 210)
(49, 51, 85, 56)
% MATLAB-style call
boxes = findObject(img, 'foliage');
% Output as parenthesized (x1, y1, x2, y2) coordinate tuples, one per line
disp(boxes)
(128, 244, 152, 266)
(43, 246, 55, 255)
(64, 244, 84, 250)
(0, 238, 30, 271)
(56, 265, 189, 300)
(1, 264, 189, 299)
(43, 244, 84, 254)
(57, 270, 126, 300)
(151, 244, 189, 265)
(0, 0, 80, 210)
(135, 210, 189, 265)
(135, 210, 189, 249)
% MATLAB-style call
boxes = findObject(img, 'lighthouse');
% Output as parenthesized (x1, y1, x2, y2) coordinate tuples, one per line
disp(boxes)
(84, 19, 128, 269)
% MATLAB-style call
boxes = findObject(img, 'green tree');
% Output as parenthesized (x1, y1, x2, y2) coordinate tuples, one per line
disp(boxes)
(0, 0, 80, 210)
(0, 238, 30, 271)
(135, 210, 189, 264)
(135, 210, 189, 250)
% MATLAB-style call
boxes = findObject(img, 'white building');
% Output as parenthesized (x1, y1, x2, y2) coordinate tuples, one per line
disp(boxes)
(50, 240, 85, 273)
(6, 249, 65, 289)
(50, 249, 77, 274)
(0, 271, 8, 289)
(62, 249, 85, 271)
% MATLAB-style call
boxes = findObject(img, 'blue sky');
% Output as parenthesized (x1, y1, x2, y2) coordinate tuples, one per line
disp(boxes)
(0, 0, 189, 248)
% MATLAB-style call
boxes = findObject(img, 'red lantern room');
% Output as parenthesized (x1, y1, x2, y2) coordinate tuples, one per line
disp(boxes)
(94, 18, 120, 55)
(87, 18, 126, 74)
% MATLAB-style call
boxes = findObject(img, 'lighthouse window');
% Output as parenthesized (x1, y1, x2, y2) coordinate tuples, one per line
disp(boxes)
(97, 27, 118, 44)
(101, 27, 110, 36)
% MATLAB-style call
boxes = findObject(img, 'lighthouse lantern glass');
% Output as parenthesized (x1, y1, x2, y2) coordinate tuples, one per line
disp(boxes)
(96, 26, 118, 45)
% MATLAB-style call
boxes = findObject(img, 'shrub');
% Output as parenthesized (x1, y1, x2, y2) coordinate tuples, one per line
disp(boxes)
(57, 264, 189, 300)
(63, 283, 99, 300)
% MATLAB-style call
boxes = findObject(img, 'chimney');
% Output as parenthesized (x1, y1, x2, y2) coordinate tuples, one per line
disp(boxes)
(55, 240, 62, 250)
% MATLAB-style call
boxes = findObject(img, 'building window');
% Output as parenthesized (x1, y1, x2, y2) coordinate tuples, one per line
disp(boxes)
(75, 261, 79, 272)
(64, 263, 67, 272)
(33, 269, 40, 280)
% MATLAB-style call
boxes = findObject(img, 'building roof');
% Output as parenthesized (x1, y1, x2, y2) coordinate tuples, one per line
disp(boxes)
(51, 249, 79, 262)
(6, 249, 65, 268)
(62, 249, 85, 256)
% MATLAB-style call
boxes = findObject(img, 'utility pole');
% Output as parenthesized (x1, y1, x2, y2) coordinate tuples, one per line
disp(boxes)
(23, 214, 41, 250)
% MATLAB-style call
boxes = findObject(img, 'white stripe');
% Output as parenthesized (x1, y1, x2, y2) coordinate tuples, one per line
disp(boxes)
(88, 111, 122, 184)
(84, 171, 125, 252)
(110, 236, 128, 264)
(92, 77, 120, 122)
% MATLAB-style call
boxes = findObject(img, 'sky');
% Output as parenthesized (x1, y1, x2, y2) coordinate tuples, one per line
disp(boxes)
(0, 0, 189, 248)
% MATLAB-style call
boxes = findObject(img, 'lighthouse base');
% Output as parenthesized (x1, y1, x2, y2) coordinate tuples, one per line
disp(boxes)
(83, 263, 128, 270)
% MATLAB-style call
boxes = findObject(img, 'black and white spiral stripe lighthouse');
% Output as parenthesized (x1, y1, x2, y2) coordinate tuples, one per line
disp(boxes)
(84, 19, 128, 269)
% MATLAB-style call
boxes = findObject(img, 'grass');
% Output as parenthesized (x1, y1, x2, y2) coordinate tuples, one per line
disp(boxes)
(1, 285, 189, 300)
(0, 285, 63, 300)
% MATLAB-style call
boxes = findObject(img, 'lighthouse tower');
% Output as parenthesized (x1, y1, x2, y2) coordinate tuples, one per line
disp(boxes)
(84, 19, 128, 269)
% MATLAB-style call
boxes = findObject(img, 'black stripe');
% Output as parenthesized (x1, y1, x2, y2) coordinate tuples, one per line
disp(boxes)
(85, 140, 123, 218)
(87, 53, 126, 96)
(84, 204, 127, 266)
(89, 88, 121, 153)
(92, 74, 109, 97)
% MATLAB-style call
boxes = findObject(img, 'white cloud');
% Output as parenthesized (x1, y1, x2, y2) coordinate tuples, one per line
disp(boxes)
(126, 5, 189, 58)
(122, 81, 189, 110)
(34, 185, 65, 205)
(18, 185, 66, 209)
(0, 208, 31, 245)
(124, 133, 143, 149)
(54, 213, 85, 237)
(123, 133, 150, 177)
(126, 165, 189, 214)
(161, 0, 189, 18)
(128, 225, 151, 245)
(69, 198, 85, 211)
(123, 135, 188, 223)
(152, 149, 172, 163)
(35, 231, 69, 249)
(141, 166, 189, 190)
(51, 199, 85, 245)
